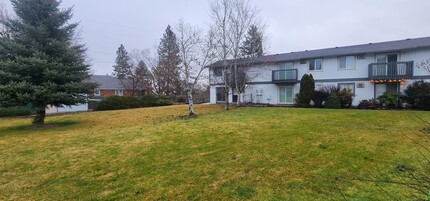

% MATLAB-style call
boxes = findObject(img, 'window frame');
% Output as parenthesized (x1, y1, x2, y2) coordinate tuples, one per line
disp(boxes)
(338, 55, 356, 70)
(115, 90, 124, 96)
(308, 58, 323, 71)
(213, 67, 223, 76)
(315, 83, 323, 91)
(94, 88, 100, 97)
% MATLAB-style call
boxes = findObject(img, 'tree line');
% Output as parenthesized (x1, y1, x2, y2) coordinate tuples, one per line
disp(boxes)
(112, 0, 266, 113)
(0, 0, 266, 125)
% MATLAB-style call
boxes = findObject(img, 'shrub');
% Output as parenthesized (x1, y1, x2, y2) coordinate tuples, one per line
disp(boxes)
(154, 95, 173, 106)
(297, 74, 315, 107)
(404, 80, 430, 110)
(139, 95, 158, 107)
(139, 95, 172, 107)
(359, 99, 378, 109)
(378, 91, 400, 109)
(0, 106, 33, 117)
(312, 90, 327, 108)
(96, 96, 140, 111)
(339, 88, 353, 108)
(325, 92, 341, 109)
(175, 95, 187, 103)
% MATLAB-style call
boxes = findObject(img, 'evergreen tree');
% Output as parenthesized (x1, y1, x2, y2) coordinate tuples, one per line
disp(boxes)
(113, 44, 131, 79)
(0, 0, 96, 125)
(297, 74, 315, 107)
(135, 60, 153, 95)
(240, 24, 263, 58)
(154, 25, 182, 96)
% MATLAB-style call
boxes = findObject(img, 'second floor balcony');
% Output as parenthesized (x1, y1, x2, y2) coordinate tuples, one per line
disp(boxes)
(272, 69, 298, 84)
(368, 61, 413, 81)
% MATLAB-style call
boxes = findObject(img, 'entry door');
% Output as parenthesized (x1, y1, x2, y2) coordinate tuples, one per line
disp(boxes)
(279, 86, 293, 104)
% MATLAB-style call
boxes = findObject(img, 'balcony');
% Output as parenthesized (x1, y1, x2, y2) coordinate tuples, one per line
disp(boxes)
(272, 69, 298, 84)
(368, 61, 413, 81)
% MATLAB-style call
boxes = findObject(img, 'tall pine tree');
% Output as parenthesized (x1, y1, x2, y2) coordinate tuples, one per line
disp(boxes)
(113, 44, 132, 79)
(0, 0, 96, 125)
(240, 24, 263, 58)
(154, 25, 182, 96)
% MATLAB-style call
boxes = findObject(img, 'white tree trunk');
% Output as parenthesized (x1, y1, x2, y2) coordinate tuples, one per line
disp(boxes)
(188, 91, 194, 116)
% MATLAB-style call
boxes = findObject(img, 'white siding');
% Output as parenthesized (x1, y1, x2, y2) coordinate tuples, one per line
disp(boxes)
(209, 47, 430, 106)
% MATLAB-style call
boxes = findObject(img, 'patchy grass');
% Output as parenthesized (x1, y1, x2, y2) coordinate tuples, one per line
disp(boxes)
(0, 105, 429, 200)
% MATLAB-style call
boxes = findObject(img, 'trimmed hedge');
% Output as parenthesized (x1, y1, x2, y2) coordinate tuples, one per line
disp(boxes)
(96, 96, 141, 111)
(96, 95, 173, 111)
(0, 106, 33, 117)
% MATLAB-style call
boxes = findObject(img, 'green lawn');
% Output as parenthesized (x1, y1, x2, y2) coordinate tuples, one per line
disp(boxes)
(0, 105, 429, 200)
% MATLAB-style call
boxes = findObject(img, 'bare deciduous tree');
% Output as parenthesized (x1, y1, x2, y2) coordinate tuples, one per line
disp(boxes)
(176, 20, 215, 116)
(209, 0, 263, 109)
(416, 58, 430, 73)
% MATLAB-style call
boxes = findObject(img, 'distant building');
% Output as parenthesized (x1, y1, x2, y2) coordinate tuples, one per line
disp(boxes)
(88, 75, 135, 98)
(46, 75, 135, 114)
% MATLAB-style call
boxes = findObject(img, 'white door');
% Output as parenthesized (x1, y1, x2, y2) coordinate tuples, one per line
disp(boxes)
(279, 86, 293, 104)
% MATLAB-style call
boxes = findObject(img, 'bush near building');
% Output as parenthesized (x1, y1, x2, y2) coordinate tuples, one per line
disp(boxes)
(404, 80, 430, 110)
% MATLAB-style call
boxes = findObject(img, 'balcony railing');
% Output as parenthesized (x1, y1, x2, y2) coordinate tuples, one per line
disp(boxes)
(368, 61, 413, 81)
(272, 69, 298, 83)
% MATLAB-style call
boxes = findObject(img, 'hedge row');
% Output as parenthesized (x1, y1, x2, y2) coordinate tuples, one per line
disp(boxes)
(96, 95, 173, 111)
(0, 106, 33, 117)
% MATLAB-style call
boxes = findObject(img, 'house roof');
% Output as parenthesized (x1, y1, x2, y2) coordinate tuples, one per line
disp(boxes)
(208, 36, 430, 67)
(87, 75, 126, 90)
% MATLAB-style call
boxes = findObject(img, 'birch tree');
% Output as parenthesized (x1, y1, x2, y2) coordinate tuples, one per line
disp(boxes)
(209, 0, 261, 109)
(176, 20, 215, 116)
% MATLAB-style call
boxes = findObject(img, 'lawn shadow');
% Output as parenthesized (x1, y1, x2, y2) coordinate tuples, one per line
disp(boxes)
(0, 120, 81, 137)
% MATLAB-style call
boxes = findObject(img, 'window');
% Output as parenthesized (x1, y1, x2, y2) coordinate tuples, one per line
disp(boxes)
(279, 62, 293, 70)
(309, 59, 322, 71)
(338, 56, 356, 70)
(216, 87, 226, 102)
(338, 83, 355, 95)
(213, 68, 222, 76)
(94, 88, 100, 96)
(115, 90, 124, 96)
(315, 83, 323, 91)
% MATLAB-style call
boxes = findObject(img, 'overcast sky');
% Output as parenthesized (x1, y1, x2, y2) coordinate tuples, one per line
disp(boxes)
(4, 0, 430, 75)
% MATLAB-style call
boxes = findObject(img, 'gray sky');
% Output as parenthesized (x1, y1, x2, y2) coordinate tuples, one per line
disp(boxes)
(4, 0, 430, 75)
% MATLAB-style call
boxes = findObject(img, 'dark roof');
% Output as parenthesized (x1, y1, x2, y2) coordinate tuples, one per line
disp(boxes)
(87, 75, 126, 90)
(209, 36, 430, 67)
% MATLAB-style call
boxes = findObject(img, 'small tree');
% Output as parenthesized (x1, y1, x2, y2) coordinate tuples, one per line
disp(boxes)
(176, 20, 215, 116)
(297, 74, 315, 107)
(0, 0, 96, 125)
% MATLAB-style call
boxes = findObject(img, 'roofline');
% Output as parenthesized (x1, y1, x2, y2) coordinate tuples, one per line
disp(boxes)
(208, 36, 430, 68)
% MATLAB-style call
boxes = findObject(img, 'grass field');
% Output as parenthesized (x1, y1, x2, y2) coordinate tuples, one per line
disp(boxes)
(0, 105, 429, 200)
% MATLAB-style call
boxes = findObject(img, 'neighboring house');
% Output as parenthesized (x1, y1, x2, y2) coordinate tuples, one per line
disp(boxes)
(46, 75, 134, 114)
(88, 75, 135, 98)
(209, 37, 430, 105)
